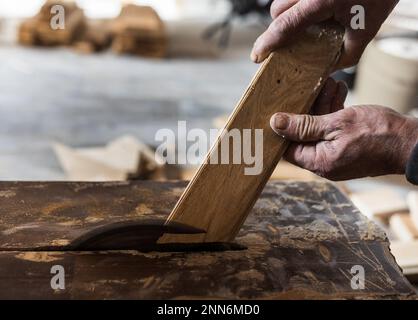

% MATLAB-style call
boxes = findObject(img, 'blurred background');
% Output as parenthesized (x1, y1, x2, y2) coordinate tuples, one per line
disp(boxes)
(0, 0, 417, 283)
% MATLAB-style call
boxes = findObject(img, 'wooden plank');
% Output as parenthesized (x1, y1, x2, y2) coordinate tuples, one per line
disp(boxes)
(161, 23, 344, 243)
(0, 181, 175, 250)
(407, 191, 418, 230)
(350, 188, 408, 222)
(0, 180, 388, 251)
(390, 213, 418, 241)
(0, 181, 415, 299)
(391, 241, 418, 269)
(53, 135, 163, 181)
(391, 240, 418, 283)
(0, 242, 415, 300)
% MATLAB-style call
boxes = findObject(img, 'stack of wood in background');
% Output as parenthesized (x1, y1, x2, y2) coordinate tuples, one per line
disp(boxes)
(350, 188, 408, 223)
(110, 4, 167, 58)
(390, 192, 418, 282)
(390, 192, 418, 242)
(18, 0, 86, 47)
(72, 20, 112, 53)
(18, 2, 167, 58)
(350, 188, 418, 282)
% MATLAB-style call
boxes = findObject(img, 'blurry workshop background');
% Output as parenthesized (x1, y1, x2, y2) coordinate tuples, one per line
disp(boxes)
(0, 0, 417, 283)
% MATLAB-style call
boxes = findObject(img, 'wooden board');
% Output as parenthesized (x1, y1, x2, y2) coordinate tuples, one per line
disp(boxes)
(390, 213, 418, 241)
(350, 188, 408, 222)
(391, 241, 418, 283)
(161, 23, 344, 244)
(407, 191, 418, 230)
(53, 135, 163, 181)
(0, 181, 415, 299)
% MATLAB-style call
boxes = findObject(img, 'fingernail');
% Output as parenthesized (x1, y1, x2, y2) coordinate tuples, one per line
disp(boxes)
(251, 38, 262, 63)
(250, 50, 258, 63)
(271, 114, 288, 131)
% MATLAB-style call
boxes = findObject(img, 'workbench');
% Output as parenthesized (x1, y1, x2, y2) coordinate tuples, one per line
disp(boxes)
(0, 180, 415, 299)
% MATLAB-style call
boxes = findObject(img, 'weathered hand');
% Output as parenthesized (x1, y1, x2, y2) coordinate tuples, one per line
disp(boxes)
(270, 78, 418, 181)
(251, 0, 399, 69)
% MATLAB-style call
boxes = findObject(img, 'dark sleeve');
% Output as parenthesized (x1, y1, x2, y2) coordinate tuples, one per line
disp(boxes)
(406, 143, 418, 185)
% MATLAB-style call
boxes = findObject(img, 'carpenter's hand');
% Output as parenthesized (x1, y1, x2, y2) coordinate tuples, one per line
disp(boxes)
(270, 78, 418, 181)
(251, 0, 399, 69)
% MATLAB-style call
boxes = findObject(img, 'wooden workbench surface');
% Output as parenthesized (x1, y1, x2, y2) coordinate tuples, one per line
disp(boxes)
(0, 181, 415, 299)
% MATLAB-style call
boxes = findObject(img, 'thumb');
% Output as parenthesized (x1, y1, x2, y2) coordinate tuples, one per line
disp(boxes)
(270, 113, 328, 142)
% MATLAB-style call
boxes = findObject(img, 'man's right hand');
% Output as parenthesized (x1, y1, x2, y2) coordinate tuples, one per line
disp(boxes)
(251, 0, 399, 69)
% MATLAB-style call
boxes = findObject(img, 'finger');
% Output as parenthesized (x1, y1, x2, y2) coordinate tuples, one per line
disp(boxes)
(270, 113, 330, 142)
(284, 143, 318, 172)
(331, 81, 348, 113)
(251, 0, 334, 63)
(270, 0, 300, 19)
(311, 78, 338, 116)
(335, 30, 371, 69)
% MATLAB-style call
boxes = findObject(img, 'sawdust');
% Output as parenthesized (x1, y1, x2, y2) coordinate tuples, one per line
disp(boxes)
(278, 220, 342, 241)
(96, 279, 128, 285)
(355, 218, 387, 241)
(0, 190, 16, 198)
(51, 239, 70, 246)
(15, 252, 63, 263)
(1, 223, 40, 235)
(135, 203, 154, 215)
(85, 216, 104, 223)
(42, 202, 71, 215)
(252, 198, 280, 216)
(58, 220, 82, 226)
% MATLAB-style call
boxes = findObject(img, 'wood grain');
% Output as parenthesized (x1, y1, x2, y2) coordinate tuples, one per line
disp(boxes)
(0, 181, 415, 299)
(161, 23, 344, 243)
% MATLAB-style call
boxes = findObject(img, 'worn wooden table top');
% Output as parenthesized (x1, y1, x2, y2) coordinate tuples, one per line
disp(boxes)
(0, 180, 415, 299)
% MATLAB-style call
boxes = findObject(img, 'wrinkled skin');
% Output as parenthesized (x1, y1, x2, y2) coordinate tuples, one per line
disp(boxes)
(251, 0, 399, 68)
(270, 79, 418, 181)
(252, 0, 416, 181)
